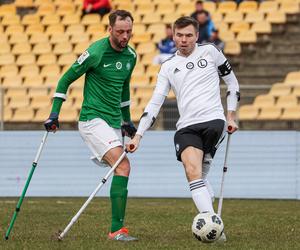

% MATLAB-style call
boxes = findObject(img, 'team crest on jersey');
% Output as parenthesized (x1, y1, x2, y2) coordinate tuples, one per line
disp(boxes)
(176, 143, 180, 152)
(116, 61, 122, 70)
(186, 62, 194, 69)
(197, 59, 207, 68)
(126, 62, 131, 70)
(77, 51, 89, 65)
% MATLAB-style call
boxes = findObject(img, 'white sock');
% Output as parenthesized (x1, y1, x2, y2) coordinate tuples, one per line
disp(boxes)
(203, 179, 215, 202)
(189, 179, 214, 213)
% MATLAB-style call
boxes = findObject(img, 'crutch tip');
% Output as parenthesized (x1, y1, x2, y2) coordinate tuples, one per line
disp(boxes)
(5, 236, 8, 240)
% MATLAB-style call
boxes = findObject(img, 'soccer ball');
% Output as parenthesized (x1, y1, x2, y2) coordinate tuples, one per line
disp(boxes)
(192, 212, 224, 243)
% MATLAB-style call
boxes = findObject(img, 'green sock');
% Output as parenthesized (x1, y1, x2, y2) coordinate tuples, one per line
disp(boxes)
(110, 175, 129, 233)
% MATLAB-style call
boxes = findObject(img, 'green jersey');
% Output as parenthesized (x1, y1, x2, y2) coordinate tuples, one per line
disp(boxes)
(52, 37, 137, 128)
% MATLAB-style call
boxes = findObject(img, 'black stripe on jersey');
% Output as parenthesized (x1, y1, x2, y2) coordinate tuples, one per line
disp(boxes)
(218, 60, 232, 77)
(161, 54, 176, 65)
(197, 42, 221, 52)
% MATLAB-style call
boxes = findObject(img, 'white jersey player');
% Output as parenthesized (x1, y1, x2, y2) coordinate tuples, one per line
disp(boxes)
(127, 17, 240, 241)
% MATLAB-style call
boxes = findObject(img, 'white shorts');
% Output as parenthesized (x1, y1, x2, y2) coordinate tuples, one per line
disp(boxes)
(78, 118, 122, 164)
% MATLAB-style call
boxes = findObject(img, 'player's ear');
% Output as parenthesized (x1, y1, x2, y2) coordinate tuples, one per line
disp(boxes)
(108, 25, 112, 33)
(195, 31, 199, 41)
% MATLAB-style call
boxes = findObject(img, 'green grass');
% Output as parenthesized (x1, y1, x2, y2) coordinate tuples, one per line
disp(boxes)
(0, 198, 299, 250)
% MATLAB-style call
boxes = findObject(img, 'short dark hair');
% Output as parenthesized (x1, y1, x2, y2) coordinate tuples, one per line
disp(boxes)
(173, 16, 199, 32)
(196, 1, 203, 5)
(109, 10, 134, 26)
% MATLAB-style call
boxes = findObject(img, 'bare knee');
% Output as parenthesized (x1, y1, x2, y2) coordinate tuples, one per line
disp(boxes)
(114, 157, 130, 176)
(183, 160, 201, 181)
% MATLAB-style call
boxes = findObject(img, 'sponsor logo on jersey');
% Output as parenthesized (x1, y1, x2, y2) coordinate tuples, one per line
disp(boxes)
(77, 51, 90, 65)
(116, 62, 122, 70)
(126, 62, 131, 70)
(174, 68, 180, 73)
(176, 143, 180, 151)
(103, 63, 112, 68)
(186, 62, 194, 69)
(108, 139, 119, 144)
(197, 59, 207, 68)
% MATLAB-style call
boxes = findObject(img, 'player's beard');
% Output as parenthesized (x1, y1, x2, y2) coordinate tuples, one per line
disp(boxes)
(112, 36, 128, 50)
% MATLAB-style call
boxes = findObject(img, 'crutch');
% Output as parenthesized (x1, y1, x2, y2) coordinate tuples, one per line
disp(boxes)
(58, 145, 133, 240)
(217, 126, 232, 216)
(5, 131, 49, 240)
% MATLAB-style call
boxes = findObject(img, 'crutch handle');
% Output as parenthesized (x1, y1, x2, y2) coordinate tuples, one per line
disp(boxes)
(125, 144, 134, 153)
(227, 125, 233, 134)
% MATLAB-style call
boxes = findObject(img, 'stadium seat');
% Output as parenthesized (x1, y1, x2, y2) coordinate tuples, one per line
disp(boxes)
(58, 53, 77, 66)
(11, 107, 35, 122)
(203, 2, 216, 14)
(257, 107, 282, 120)
(33, 107, 51, 122)
(133, 24, 147, 35)
(50, 34, 69, 45)
(81, 14, 101, 25)
(136, 42, 156, 55)
(23, 75, 44, 87)
(156, 3, 175, 15)
(3, 107, 13, 122)
(40, 64, 61, 78)
(9, 33, 28, 45)
(280, 2, 300, 14)
(268, 83, 291, 97)
(224, 40, 241, 55)
(0, 54, 15, 65)
(41, 15, 60, 25)
(135, 2, 155, 15)
(0, 4, 16, 17)
(162, 14, 180, 24)
(25, 24, 44, 35)
(284, 71, 300, 85)
(292, 86, 300, 96)
(219, 30, 235, 42)
(2, 15, 20, 26)
(217, 1, 237, 14)
(131, 75, 150, 86)
(44, 76, 60, 87)
(131, 33, 151, 44)
(176, 2, 194, 16)
(65, 24, 85, 36)
(59, 107, 78, 122)
(214, 22, 229, 32)
(0, 65, 18, 78)
(11, 43, 31, 55)
(86, 24, 106, 36)
(147, 23, 165, 35)
(70, 34, 90, 44)
(131, 106, 144, 122)
(19, 65, 40, 78)
(236, 30, 257, 43)
(238, 1, 258, 14)
(258, 1, 278, 14)
(9, 96, 30, 109)
(16, 53, 36, 66)
(253, 94, 275, 108)
(37, 4, 56, 16)
(143, 13, 162, 24)
(74, 42, 90, 55)
(31, 96, 51, 109)
(224, 12, 243, 23)
(251, 21, 272, 34)
(211, 12, 223, 23)
(62, 14, 80, 25)
(56, 3, 75, 16)
(2, 76, 22, 87)
(5, 25, 24, 35)
(276, 95, 298, 108)
(239, 105, 259, 120)
(45, 24, 65, 35)
(146, 64, 160, 77)
(22, 14, 40, 26)
(28, 88, 49, 97)
(132, 64, 145, 77)
(0, 43, 11, 54)
(0, 33, 7, 43)
(115, 3, 134, 13)
(141, 53, 157, 66)
(245, 12, 264, 23)
(15, 0, 34, 8)
(231, 21, 250, 34)
(281, 107, 300, 120)
(33, 42, 52, 55)
(266, 11, 286, 24)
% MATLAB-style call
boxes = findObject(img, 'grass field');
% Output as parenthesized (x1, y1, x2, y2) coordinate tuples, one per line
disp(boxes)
(0, 198, 299, 250)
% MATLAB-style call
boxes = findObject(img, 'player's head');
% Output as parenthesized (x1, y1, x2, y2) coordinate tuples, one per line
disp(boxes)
(108, 10, 134, 50)
(173, 17, 199, 56)
(195, 0, 204, 12)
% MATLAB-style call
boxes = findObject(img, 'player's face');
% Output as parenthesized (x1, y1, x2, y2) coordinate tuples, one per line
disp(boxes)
(109, 16, 133, 50)
(173, 25, 198, 56)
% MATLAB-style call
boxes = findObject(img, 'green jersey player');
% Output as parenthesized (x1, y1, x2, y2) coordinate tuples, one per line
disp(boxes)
(44, 10, 138, 241)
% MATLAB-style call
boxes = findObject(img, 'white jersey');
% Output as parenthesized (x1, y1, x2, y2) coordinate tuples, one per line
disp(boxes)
(136, 43, 239, 136)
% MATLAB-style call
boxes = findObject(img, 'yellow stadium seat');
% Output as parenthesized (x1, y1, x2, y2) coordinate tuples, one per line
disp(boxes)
(251, 21, 272, 34)
(58, 53, 77, 66)
(280, 2, 300, 14)
(9, 33, 28, 45)
(0, 54, 15, 65)
(0, 65, 18, 78)
(65, 24, 85, 36)
(281, 107, 300, 120)
(131, 33, 151, 44)
(37, 4, 55, 16)
(37, 53, 56, 66)
(6, 88, 27, 99)
(253, 94, 275, 108)
(143, 13, 162, 24)
(81, 14, 101, 25)
(245, 12, 264, 23)
(53, 0, 74, 6)
(136, 42, 156, 55)
(32, 42, 52, 55)
(0, 42, 10, 54)
(141, 53, 157, 66)
(269, 83, 291, 96)
(219, 30, 235, 42)
(239, 105, 259, 120)
(135, 2, 155, 15)
(16, 53, 36, 66)
(152, 33, 166, 43)
(23, 76, 44, 87)
(45, 24, 65, 35)
(20, 65, 40, 78)
(11, 107, 35, 122)
(133, 24, 147, 35)
(2, 15, 20, 26)
(74, 42, 90, 55)
(259, 1, 278, 14)
(0, 4, 16, 17)
(56, 3, 76, 16)
(131, 106, 144, 122)
(116, 3, 134, 13)
(29, 33, 48, 45)
(266, 11, 286, 24)
(204, 2, 216, 13)
(146, 64, 160, 77)
(53, 42, 72, 55)
(9, 96, 30, 109)
(276, 95, 298, 108)
(35, 0, 52, 6)
(86, 24, 106, 35)
(211, 12, 223, 23)
(44, 76, 60, 87)
(69, 87, 83, 99)
(217, 1, 237, 14)
(2, 76, 23, 87)
(3, 107, 13, 122)
(0, 33, 7, 43)
(236, 30, 257, 43)
(59, 107, 78, 122)
(172, 0, 191, 3)
(131, 75, 150, 86)
(293, 86, 300, 96)
(5, 24, 24, 35)
(224, 40, 241, 55)
(231, 21, 250, 34)
(33, 107, 51, 122)
(31, 96, 51, 109)
(62, 14, 80, 25)
(50, 33, 69, 45)
(284, 71, 300, 85)
(28, 88, 49, 97)
(70, 34, 90, 44)
(11, 43, 31, 55)
(257, 107, 282, 120)
(156, 3, 175, 15)
(135, 86, 154, 97)
(224, 12, 243, 23)
(162, 13, 180, 24)
(15, 0, 34, 7)
(176, 2, 194, 16)
(238, 1, 258, 13)
(22, 14, 40, 25)
(41, 15, 60, 25)
(25, 24, 44, 35)
(214, 22, 229, 32)
(132, 64, 145, 77)
(147, 23, 165, 35)
(40, 64, 61, 78)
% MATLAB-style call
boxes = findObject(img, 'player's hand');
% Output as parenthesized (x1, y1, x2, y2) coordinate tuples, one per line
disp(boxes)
(86, 4, 93, 12)
(121, 121, 137, 138)
(126, 134, 141, 153)
(44, 112, 59, 132)
(227, 119, 238, 134)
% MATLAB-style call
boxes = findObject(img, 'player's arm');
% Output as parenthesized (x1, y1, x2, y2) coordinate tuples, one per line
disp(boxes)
(212, 45, 240, 133)
(44, 47, 100, 132)
(126, 67, 171, 152)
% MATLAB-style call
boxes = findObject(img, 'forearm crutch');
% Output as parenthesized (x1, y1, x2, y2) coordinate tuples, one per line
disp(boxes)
(217, 127, 232, 216)
(58, 146, 133, 240)
(5, 131, 49, 240)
